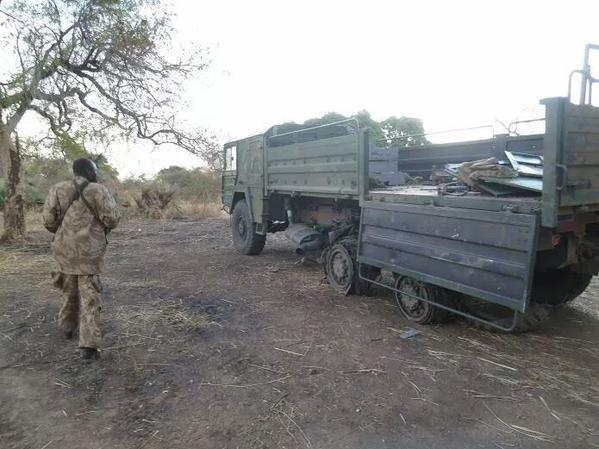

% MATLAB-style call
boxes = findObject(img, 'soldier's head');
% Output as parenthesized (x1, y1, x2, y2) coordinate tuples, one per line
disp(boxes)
(73, 158, 98, 183)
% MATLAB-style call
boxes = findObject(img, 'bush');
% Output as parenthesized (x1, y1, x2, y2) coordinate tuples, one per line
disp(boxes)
(17, 154, 123, 206)
(156, 167, 222, 218)
(6, 157, 222, 220)
(155, 166, 221, 203)
(121, 166, 222, 219)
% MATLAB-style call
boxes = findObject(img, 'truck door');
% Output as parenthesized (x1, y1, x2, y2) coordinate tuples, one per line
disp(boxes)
(236, 136, 265, 228)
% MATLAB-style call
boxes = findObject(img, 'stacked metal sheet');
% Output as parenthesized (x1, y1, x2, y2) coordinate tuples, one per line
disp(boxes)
(450, 151, 543, 197)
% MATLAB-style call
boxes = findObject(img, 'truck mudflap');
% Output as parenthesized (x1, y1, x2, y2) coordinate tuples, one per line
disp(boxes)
(357, 202, 539, 313)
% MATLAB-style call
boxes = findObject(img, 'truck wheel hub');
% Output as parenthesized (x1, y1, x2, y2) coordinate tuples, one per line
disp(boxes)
(395, 277, 430, 320)
(237, 218, 247, 237)
(331, 253, 350, 282)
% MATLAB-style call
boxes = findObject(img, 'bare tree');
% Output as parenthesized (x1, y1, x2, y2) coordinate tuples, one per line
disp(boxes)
(0, 0, 217, 241)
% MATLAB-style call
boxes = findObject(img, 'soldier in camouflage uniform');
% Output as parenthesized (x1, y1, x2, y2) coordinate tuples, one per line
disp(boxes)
(43, 158, 120, 360)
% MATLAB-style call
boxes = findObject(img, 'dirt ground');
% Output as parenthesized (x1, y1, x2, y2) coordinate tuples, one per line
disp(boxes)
(1, 217, 598, 449)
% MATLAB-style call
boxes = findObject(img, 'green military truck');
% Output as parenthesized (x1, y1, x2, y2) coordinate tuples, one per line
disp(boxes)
(222, 45, 599, 331)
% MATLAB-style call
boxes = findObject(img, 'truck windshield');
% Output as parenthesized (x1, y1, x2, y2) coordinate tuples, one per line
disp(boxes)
(225, 145, 237, 171)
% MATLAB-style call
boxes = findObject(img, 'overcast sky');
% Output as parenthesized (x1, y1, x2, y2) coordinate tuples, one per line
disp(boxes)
(79, 1, 599, 176)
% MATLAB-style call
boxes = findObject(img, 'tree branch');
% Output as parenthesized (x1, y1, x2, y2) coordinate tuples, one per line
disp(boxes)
(2, 0, 215, 164)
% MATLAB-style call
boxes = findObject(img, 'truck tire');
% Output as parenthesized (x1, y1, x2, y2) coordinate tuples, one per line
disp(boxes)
(231, 200, 266, 255)
(463, 268, 593, 333)
(323, 237, 378, 295)
(531, 268, 592, 307)
(463, 299, 554, 333)
(393, 276, 454, 324)
(324, 243, 355, 295)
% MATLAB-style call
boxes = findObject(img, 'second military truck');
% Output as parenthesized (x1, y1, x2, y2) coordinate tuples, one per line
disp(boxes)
(222, 45, 599, 331)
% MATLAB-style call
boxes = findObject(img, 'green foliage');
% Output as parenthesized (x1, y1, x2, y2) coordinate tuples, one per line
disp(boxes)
(275, 112, 350, 134)
(20, 151, 121, 206)
(274, 111, 427, 146)
(303, 112, 348, 128)
(56, 132, 89, 161)
(120, 165, 221, 210)
(381, 116, 429, 146)
(1, 0, 213, 172)
(353, 110, 384, 142)
(155, 166, 221, 202)
(20, 153, 220, 209)
(22, 157, 70, 205)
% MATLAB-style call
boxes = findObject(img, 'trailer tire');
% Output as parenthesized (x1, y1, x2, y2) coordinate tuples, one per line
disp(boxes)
(232, 200, 266, 255)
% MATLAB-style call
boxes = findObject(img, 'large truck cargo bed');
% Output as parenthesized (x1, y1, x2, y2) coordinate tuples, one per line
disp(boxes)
(362, 98, 599, 226)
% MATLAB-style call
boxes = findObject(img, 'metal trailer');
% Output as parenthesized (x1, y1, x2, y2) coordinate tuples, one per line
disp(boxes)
(222, 45, 599, 331)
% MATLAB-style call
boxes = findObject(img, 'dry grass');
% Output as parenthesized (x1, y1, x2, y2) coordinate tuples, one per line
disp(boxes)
(0, 206, 46, 235)
(0, 199, 225, 231)
(113, 301, 210, 338)
(165, 199, 225, 219)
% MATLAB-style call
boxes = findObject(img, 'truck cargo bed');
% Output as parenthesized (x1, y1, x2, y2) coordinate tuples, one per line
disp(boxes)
(367, 185, 542, 215)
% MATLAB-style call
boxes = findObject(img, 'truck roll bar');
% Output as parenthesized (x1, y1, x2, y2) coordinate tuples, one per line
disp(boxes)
(568, 43, 599, 105)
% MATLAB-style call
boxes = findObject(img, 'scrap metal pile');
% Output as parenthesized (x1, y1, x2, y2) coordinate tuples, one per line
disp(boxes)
(438, 151, 543, 197)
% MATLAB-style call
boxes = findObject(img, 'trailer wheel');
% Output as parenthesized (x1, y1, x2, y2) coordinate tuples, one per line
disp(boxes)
(393, 276, 451, 324)
(231, 200, 266, 255)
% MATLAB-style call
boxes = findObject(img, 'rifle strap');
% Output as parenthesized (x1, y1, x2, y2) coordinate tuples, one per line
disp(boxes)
(51, 180, 89, 240)
(73, 180, 109, 244)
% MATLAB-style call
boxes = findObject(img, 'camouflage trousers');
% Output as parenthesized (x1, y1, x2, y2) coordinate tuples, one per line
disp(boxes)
(54, 273, 103, 349)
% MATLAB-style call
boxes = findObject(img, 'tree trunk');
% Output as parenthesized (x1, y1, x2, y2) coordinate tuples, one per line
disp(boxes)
(0, 124, 26, 243)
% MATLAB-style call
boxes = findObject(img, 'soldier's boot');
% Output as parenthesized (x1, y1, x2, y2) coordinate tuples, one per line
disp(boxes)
(80, 347, 99, 360)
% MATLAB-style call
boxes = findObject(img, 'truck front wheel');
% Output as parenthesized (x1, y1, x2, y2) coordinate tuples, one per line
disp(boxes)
(232, 200, 266, 255)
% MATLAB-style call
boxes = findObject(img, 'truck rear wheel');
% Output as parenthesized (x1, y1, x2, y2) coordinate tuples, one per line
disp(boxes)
(393, 276, 452, 324)
(324, 238, 378, 296)
(531, 268, 592, 306)
(325, 244, 355, 295)
(466, 302, 554, 333)
(463, 268, 593, 333)
(232, 200, 266, 255)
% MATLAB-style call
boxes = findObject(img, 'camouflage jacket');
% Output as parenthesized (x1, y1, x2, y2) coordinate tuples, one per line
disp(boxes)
(43, 176, 120, 275)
